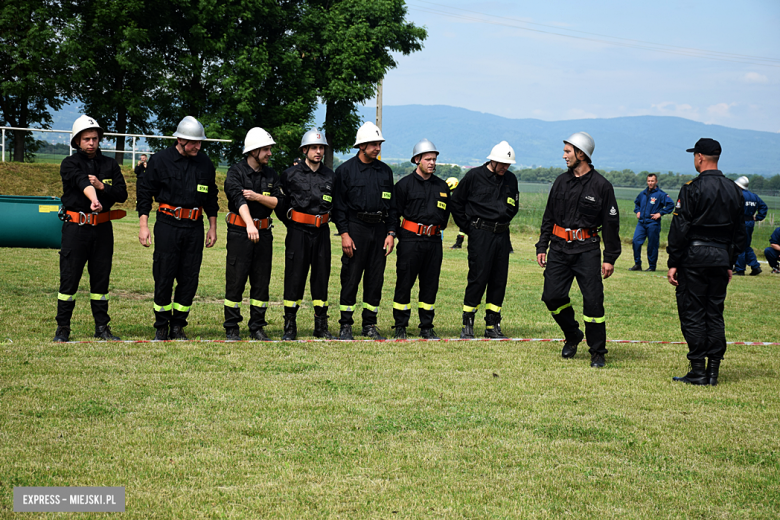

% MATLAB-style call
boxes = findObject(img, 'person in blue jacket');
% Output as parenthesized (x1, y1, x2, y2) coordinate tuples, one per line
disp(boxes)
(629, 173, 674, 272)
(763, 227, 780, 274)
(733, 176, 768, 276)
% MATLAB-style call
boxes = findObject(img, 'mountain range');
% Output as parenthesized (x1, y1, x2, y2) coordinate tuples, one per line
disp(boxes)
(321, 105, 779, 176)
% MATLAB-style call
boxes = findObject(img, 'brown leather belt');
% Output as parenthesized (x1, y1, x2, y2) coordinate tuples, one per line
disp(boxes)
(401, 218, 441, 236)
(158, 203, 201, 221)
(552, 224, 598, 242)
(289, 209, 329, 228)
(64, 209, 126, 226)
(226, 212, 272, 229)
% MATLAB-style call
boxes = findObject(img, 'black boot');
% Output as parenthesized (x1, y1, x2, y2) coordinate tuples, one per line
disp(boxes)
(225, 327, 241, 341)
(460, 312, 475, 339)
(362, 324, 386, 340)
(153, 326, 168, 341)
(281, 314, 297, 341)
(673, 360, 708, 385)
(250, 328, 270, 341)
(628, 263, 642, 271)
(313, 315, 335, 340)
(420, 328, 440, 340)
(484, 313, 507, 338)
(94, 325, 120, 341)
(170, 325, 188, 340)
(394, 326, 407, 339)
(561, 329, 584, 358)
(450, 234, 464, 249)
(707, 358, 721, 386)
(53, 326, 70, 342)
(339, 324, 353, 341)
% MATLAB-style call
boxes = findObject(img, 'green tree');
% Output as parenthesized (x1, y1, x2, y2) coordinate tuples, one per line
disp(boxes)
(0, 0, 67, 161)
(64, 0, 158, 165)
(300, 0, 427, 169)
(150, 0, 316, 170)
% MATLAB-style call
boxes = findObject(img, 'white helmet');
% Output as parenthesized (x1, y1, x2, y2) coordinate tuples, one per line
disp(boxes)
(735, 176, 749, 190)
(243, 127, 276, 154)
(353, 121, 385, 148)
(486, 141, 516, 165)
(410, 138, 439, 164)
(173, 116, 207, 141)
(300, 128, 328, 149)
(70, 115, 103, 148)
(563, 132, 595, 161)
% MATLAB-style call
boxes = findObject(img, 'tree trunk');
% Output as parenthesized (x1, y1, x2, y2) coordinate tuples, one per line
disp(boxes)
(115, 103, 127, 165)
(12, 101, 29, 162)
(324, 101, 334, 171)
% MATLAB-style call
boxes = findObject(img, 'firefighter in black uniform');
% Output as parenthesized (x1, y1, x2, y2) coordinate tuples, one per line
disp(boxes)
(332, 121, 398, 340)
(535, 132, 621, 368)
(276, 128, 335, 340)
(450, 141, 519, 339)
(668, 138, 746, 386)
(223, 127, 281, 341)
(137, 116, 219, 341)
(392, 139, 451, 339)
(54, 115, 128, 342)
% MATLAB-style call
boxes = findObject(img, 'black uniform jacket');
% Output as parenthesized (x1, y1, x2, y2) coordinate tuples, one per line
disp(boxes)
(535, 167, 621, 265)
(395, 170, 451, 242)
(224, 159, 282, 222)
(276, 161, 335, 229)
(450, 162, 519, 231)
(60, 150, 128, 213)
(332, 155, 398, 235)
(137, 145, 219, 227)
(666, 169, 746, 269)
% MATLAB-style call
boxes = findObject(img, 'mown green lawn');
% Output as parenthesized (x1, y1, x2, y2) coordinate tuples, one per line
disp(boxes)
(1, 165, 778, 518)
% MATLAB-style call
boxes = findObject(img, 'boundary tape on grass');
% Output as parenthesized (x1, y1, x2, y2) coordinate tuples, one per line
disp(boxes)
(49, 337, 780, 346)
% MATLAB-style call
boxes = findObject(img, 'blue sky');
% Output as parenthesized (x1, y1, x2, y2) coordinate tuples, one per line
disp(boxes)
(377, 0, 780, 133)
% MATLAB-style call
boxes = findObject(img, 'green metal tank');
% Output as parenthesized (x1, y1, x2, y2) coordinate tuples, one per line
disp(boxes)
(0, 195, 62, 248)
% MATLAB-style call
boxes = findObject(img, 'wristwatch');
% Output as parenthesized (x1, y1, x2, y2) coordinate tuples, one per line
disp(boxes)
(387, 231, 396, 238)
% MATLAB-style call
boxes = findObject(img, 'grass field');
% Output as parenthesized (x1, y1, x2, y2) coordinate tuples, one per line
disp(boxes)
(1, 164, 779, 518)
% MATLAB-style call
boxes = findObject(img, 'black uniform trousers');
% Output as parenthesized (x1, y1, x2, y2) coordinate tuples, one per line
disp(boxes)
(283, 225, 331, 318)
(393, 239, 442, 329)
(56, 222, 114, 328)
(675, 266, 729, 362)
(224, 226, 272, 331)
(464, 227, 511, 321)
(339, 220, 387, 327)
(153, 219, 204, 330)
(541, 248, 607, 355)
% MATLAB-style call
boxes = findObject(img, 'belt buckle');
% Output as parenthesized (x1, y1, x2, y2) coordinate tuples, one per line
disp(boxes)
(573, 228, 584, 241)
(564, 227, 573, 243)
(425, 224, 435, 236)
(314, 214, 322, 228)
(77, 212, 87, 226)
(171, 206, 183, 220)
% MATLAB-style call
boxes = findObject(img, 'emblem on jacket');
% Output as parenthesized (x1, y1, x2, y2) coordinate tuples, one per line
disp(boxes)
(650, 197, 656, 204)
(609, 206, 617, 216)
(585, 196, 595, 201)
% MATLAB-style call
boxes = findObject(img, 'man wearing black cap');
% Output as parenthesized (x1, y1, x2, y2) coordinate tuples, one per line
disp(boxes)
(667, 138, 746, 386)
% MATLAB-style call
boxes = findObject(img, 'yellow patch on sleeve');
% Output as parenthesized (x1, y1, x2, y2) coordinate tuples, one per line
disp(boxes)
(262, 192, 271, 196)
(382, 192, 391, 199)
(102, 179, 113, 185)
(197, 184, 208, 193)
(507, 197, 516, 206)
(323, 194, 332, 202)
(437, 201, 446, 210)
(440, 192, 447, 197)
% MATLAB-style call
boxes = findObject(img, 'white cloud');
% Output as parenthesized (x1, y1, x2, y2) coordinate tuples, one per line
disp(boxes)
(743, 72, 769, 84)
(707, 102, 736, 117)
(648, 102, 698, 117)
(566, 108, 598, 119)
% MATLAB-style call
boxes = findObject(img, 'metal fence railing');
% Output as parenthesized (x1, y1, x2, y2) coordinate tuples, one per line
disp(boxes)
(1, 126, 231, 165)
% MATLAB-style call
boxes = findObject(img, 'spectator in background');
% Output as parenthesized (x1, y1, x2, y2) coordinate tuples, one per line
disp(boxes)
(134, 154, 147, 179)
(764, 227, 780, 274)
(629, 173, 674, 272)
(733, 176, 768, 276)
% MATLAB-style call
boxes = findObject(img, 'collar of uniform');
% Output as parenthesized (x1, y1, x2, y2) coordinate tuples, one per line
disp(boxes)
(171, 144, 188, 162)
(241, 157, 266, 176)
(566, 167, 593, 183)
(357, 157, 380, 172)
(413, 170, 434, 183)
(76, 149, 102, 160)
(646, 186, 658, 194)
(698, 169, 724, 178)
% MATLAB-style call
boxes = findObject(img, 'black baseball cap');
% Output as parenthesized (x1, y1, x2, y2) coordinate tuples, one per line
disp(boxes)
(686, 138, 722, 155)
